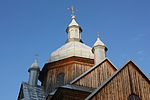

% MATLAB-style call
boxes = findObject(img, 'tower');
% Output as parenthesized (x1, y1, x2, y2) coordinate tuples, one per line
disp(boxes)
(66, 15, 82, 43)
(28, 59, 40, 86)
(92, 33, 107, 65)
(39, 7, 94, 92)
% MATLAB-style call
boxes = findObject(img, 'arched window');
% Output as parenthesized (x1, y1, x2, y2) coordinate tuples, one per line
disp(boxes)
(128, 94, 141, 100)
(56, 73, 65, 87)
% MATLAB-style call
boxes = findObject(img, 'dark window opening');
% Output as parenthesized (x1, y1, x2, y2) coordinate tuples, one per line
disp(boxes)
(56, 73, 65, 87)
(128, 94, 141, 100)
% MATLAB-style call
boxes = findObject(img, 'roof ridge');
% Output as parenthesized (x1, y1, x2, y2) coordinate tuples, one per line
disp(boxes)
(70, 58, 117, 84)
(85, 60, 150, 100)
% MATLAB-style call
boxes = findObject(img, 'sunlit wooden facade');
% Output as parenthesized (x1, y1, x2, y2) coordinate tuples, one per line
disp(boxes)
(39, 56, 94, 92)
(45, 59, 150, 100)
(85, 61, 150, 100)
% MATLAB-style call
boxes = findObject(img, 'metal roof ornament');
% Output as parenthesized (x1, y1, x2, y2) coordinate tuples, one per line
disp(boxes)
(35, 54, 39, 63)
(67, 6, 79, 27)
(67, 6, 78, 19)
(97, 32, 100, 38)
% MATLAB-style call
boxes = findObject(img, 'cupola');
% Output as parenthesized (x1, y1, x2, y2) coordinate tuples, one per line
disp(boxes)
(66, 14, 83, 43)
(92, 33, 107, 65)
(49, 7, 94, 62)
(28, 59, 40, 86)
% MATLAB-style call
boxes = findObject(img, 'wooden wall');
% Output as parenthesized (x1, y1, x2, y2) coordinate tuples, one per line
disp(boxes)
(73, 60, 116, 88)
(90, 62, 150, 100)
(42, 57, 94, 92)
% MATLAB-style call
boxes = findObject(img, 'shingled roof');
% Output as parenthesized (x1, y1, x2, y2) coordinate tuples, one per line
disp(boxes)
(60, 84, 95, 93)
(18, 82, 47, 100)
(50, 84, 95, 100)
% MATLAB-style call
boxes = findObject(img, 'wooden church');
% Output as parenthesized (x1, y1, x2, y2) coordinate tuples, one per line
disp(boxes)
(18, 8, 150, 100)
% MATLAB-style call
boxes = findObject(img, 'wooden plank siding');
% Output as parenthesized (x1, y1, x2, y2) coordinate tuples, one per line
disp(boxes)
(87, 61, 150, 100)
(44, 59, 94, 92)
(73, 60, 117, 88)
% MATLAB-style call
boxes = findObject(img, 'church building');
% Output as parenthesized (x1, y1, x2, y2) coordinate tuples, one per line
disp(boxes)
(18, 8, 150, 100)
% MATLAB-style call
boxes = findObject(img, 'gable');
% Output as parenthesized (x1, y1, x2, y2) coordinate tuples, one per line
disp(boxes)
(70, 58, 117, 88)
(85, 60, 150, 100)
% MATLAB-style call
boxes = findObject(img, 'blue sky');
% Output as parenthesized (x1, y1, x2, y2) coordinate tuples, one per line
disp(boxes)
(0, 0, 150, 99)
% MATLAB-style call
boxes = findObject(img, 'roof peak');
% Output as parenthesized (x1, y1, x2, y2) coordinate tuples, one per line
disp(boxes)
(93, 37, 105, 47)
(85, 59, 150, 100)
(30, 59, 40, 69)
(70, 58, 117, 84)
(93, 32, 106, 47)
(69, 18, 79, 27)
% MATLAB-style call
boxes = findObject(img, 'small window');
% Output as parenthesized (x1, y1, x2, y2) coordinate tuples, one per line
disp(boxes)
(128, 94, 141, 100)
(56, 73, 65, 87)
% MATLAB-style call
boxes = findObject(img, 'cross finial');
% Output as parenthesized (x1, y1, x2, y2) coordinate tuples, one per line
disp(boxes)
(67, 6, 78, 18)
(97, 32, 100, 38)
(35, 54, 39, 62)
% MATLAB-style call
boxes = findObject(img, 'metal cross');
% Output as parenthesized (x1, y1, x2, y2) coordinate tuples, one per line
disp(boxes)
(35, 54, 39, 61)
(67, 6, 78, 16)
(97, 32, 100, 38)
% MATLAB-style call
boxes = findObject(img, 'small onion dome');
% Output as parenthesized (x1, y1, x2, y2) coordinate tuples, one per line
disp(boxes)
(69, 15, 79, 26)
(92, 37, 108, 53)
(28, 59, 40, 72)
(66, 15, 82, 33)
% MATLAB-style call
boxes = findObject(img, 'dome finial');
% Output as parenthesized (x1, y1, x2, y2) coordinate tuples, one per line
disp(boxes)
(35, 54, 39, 63)
(93, 32, 106, 47)
(97, 32, 100, 38)
(67, 6, 78, 19)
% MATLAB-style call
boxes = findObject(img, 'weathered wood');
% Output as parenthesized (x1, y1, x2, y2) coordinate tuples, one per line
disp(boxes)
(89, 62, 150, 100)
(40, 57, 94, 92)
(73, 60, 116, 88)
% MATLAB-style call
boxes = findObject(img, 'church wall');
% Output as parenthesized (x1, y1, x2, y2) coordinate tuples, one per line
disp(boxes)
(74, 61, 116, 88)
(90, 63, 150, 100)
(44, 61, 93, 92)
